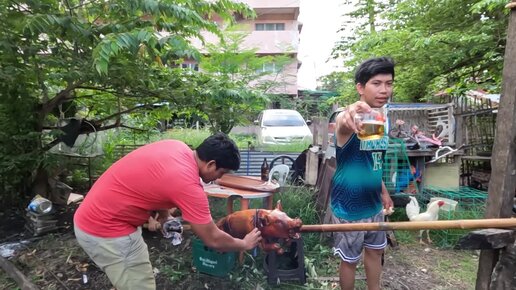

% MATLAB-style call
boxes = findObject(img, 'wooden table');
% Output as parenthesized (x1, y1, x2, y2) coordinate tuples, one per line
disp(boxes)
(204, 175, 279, 213)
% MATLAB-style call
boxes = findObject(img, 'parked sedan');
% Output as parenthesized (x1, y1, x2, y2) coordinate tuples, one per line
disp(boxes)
(254, 109, 313, 146)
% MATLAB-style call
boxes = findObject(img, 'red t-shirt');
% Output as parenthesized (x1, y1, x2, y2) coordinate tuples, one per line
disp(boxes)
(74, 140, 212, 237)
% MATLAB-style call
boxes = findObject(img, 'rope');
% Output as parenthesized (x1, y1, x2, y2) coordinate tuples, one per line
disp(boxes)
(254, 209, 260, 229)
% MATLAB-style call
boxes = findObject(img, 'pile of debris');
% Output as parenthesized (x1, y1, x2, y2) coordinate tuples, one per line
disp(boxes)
(25, 195, 58, 236)
(25, 210, 59, 236)
(23, 192, 84, 236)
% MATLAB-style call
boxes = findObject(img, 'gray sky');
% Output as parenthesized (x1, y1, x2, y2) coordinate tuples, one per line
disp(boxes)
(298, 0, 348, 90)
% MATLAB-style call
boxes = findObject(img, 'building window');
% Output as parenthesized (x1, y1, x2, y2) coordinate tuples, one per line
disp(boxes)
(258, 62, 277, 73)
(255, 23, 285, 31)
(181, 63, 199, 71)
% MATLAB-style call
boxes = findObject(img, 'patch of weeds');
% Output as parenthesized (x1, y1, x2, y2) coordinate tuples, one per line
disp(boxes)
(255, 143, 308, 153)
(0, 273, 18, 290)
(355, 279, 368, 290)
(273, 186, 321, 249)
(159, 264, 189, 283)
(392, 230, 418, 245)
(433, 252, 478, 287)
(163, 129, 211, 147)
(229, 133, 257, 150)
(228, 260, 269, 289)
(208, 197, 231, 220)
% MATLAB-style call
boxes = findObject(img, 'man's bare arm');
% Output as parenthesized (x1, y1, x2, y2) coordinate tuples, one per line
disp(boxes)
(189, 221, 261, 252)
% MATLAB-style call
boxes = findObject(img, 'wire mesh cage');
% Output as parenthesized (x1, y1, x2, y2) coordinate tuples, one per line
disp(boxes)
(419, 186, 487, 248)
(383, 138, 418, 195)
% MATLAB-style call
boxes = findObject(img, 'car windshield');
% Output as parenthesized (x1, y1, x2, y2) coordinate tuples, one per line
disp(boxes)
(262, 113, 305, 127)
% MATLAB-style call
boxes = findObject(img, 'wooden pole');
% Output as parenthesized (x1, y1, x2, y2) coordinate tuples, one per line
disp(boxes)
(476, 2, 516, 290)
(300, 218, 516, 232)
(0, 256, 39, 290)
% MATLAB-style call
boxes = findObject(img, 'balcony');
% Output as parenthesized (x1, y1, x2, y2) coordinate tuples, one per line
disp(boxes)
(237, 0, 299, 9)
(193, 30, 298, 55)
(236, 0, 300, 17)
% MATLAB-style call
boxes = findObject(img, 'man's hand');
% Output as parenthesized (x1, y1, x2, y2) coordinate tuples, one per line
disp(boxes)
(381, 182, 394, 215)
(241, 228, 262, 251)
(381, 191, 394, 215)
(337, 101, 372, 134)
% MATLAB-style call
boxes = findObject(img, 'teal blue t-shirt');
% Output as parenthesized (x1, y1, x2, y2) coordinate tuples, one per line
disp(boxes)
(330, 134, 389, 221)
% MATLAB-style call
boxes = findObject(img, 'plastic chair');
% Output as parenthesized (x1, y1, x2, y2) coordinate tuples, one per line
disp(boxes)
(268, 164, 290, 186)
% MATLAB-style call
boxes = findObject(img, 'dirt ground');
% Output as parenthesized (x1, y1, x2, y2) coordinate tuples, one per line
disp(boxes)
(0, 207, 479, 290)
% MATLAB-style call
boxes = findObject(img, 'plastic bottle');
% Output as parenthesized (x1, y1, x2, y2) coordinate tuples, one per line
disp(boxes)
(261, 158, 269, 181)
(27, 195, 53, 214)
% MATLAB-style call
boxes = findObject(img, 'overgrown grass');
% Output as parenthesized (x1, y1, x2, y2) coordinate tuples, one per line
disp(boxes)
(141, 128, 306, 153)
(162, 129, 212, 148)
(255, 143, 309, 153)
(433, 253, 478, 288)
(272, 186, 323, 250)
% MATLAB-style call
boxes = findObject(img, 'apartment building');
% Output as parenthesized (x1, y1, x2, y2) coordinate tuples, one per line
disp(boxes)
(190, 0, 301, 98)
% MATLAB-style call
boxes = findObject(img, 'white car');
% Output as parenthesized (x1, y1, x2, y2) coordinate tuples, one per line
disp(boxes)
(254, 109, 313, 145)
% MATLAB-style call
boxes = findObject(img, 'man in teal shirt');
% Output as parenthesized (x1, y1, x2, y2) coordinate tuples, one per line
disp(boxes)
(330, 57, 395, 290)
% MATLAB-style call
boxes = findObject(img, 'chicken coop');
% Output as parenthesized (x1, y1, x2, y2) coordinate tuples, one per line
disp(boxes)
(418, 186, 487, 248)
(386, 102, 456, 146)
(384, 101, 494, 248)
(385, 102, 462, 192)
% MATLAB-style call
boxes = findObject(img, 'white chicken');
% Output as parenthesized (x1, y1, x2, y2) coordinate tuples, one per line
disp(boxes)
(406, 196, 445, 244)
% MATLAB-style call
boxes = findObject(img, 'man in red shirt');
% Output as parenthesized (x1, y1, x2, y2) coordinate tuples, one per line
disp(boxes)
(74, 133, 261, 290)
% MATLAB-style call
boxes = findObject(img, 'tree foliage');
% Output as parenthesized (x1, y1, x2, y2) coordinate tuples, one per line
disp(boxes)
(196, 31, 292, 133)
(331, 0, 508, 104)
(0, 0, 253, 205)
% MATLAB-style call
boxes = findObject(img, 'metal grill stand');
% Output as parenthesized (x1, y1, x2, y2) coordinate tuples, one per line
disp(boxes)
(262, 238, 306, 285)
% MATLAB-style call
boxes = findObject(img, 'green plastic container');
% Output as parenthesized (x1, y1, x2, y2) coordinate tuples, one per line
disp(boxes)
(192, 238, 236, 277)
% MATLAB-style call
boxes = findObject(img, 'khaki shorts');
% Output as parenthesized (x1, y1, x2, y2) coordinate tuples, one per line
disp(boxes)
(331, 211, 387, 264)
(74, 225, 155, 290)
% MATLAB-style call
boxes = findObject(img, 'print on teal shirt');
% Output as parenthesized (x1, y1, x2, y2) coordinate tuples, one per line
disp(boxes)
(372, 152, 382, 171)
(359, 136, 389, 151)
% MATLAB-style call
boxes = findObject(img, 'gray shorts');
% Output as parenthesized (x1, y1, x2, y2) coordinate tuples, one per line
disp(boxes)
(74, 225, 155, 290)
(331, 211, 387, 264)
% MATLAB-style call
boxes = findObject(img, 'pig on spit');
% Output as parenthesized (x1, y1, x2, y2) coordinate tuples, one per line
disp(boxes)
(216, 201, 302, 254)
(405, 196, 445, 244)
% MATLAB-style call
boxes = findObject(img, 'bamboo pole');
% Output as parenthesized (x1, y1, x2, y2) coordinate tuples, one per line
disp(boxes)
(300, 218, 516, 233)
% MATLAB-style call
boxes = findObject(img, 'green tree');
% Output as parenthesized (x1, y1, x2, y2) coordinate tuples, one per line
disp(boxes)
(317, 71, 346, 92)
(196, 31, 292, 133)
(0, 0, 253, 206)
(333, 0, 508, 102)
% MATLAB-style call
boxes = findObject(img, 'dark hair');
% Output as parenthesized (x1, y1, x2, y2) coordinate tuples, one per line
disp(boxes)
(196, 132, 240, 171)
(354, 57, 395, 85)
